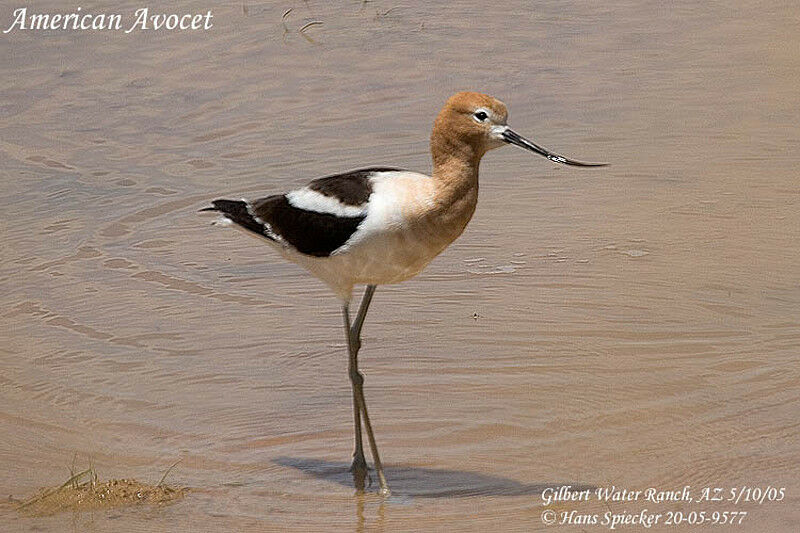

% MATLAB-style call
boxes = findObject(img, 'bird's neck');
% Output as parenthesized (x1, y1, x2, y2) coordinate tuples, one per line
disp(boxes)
(430, 137, 482, 201)
(427, 140, 482, 244)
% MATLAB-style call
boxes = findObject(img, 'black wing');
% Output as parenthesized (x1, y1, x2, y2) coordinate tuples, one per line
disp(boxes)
(306, 166, 401, 206)
(251, 194, 364, 257)
(201, 167, 403, 257)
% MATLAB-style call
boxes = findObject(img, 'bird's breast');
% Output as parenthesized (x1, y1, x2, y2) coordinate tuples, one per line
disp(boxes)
(332, 171, 478, 284)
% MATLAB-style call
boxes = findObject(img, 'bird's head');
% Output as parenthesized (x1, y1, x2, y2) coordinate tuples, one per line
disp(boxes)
(432, 91, 606, 167)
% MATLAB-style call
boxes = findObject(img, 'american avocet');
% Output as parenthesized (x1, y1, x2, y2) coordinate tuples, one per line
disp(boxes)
(201, 92, 605, 495)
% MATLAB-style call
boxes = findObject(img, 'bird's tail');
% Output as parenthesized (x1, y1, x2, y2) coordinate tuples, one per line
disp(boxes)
(200, 199, 269, 237)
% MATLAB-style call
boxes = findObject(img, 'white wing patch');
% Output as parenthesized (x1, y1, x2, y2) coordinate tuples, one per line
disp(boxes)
(286, 187, 368, 217)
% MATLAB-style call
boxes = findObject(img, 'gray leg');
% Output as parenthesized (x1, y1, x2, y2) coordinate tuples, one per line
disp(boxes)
(354, 370, 390, 495)
(343, 304, 367, 489)
(351, 284, 376, 350)
(344, 285, 390, 495)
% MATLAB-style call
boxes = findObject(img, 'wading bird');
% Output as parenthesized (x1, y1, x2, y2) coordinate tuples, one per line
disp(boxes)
(201, 92, 605, 495)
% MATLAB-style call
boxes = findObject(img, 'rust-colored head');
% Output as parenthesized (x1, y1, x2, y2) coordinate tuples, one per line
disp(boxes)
(430, 91, 607, 169)
(431, 92, 509, 163)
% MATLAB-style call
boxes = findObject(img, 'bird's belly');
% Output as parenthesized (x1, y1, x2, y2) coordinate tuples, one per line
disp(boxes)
(276, 229, 445, 300)
(340, 230, 446, 285)
(336, 190, 476, 286)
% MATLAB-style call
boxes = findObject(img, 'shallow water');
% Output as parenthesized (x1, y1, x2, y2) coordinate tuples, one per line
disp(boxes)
(2, 0, 799, 531)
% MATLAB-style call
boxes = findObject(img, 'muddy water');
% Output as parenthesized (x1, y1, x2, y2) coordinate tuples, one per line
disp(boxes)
(2, 0, 799, 531)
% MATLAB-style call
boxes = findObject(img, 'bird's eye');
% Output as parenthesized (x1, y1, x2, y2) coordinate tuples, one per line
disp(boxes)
(473, 110, 489, 122)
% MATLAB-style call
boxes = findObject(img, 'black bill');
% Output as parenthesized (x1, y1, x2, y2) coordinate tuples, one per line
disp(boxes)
(502, 128, 607, 167)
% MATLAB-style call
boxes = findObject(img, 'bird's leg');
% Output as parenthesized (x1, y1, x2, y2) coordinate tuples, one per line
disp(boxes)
(355, 374, 390, 496)
(343, 304, 367, 489)
(348, 286, 390, 496)
(350, 284, 376, 351)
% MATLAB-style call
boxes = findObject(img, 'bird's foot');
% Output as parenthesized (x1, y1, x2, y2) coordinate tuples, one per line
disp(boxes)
(349, 454, 368, 473)
(349, 454, 371, 490)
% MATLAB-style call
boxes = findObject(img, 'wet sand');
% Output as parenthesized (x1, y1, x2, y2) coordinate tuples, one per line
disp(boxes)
(15, 465, 185, 517)
(2, 1, 799, 531)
